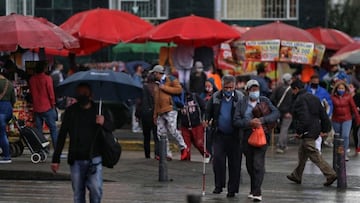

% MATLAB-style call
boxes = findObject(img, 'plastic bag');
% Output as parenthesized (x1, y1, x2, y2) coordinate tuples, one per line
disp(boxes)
(248, 126, 267, 147)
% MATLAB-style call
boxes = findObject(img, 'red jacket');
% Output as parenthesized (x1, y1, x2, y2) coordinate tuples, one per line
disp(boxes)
(331, 93, 360, 124)
(29, 73, 55, 113)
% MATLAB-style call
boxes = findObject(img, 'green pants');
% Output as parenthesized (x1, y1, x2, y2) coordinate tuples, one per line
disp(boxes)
(291, 138, 336, 181)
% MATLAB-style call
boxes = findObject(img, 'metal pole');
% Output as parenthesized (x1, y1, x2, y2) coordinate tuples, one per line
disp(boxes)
(214, 0, 222, 21)
(333, 133, 347, 189)
(158, 135, 168, 182)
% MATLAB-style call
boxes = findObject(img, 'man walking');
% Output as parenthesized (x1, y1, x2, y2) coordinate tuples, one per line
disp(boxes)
(270, 73, 293, 154)
(151, 65, 188, 160)
(51, 83, 114, 203)
(29, 61, 58, 148)
(287, 80, 337, 186)
(205, 75, 243, 198)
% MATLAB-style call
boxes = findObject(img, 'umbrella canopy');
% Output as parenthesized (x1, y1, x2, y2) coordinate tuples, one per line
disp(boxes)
(59, 8, 154, 55)
(130, 15, 240, 47)
(330, 41, 360, 64)
(125, 61, 152, 75)
(0, 13, 79, 51)
(56, 69, 143, 101)
(306, 27, 354, 50)
(113, 42, 176, 54)
(240, 21, 319, 43)
(232, 25, 251, 35)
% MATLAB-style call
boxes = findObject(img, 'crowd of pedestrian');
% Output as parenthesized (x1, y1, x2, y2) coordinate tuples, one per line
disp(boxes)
(3, 57, 360, 202)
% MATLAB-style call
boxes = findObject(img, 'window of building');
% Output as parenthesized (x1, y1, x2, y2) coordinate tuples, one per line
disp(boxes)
(222, 0, 298, 20)
(109, 0, 168, 19)
(6, 0, 34, 15)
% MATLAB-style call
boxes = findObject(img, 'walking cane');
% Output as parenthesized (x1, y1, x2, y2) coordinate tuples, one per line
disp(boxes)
(202, 126, 206, 196)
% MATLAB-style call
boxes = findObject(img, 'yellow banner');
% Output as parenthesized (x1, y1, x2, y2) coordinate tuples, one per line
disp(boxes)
(279, 41, 314, 64)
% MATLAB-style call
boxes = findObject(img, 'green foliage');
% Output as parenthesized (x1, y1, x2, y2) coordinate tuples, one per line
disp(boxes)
(327, 0, 360, 37)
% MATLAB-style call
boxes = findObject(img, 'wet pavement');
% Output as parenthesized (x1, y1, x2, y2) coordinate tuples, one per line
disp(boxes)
(1, 130, 360, 202)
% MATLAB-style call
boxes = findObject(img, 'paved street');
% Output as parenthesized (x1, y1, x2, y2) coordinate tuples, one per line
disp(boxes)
(1, 130, 360, 202)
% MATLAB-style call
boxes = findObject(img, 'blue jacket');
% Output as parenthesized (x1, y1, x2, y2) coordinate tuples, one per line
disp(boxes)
(306, 85, 333, 117)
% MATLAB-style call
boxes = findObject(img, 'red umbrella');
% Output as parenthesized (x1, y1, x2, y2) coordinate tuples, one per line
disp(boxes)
(329, 41, 360, 64)
(306, 27, 354, 50)
(130, 15, 240, 47)
(241, 21, 319, 43)
(0, 14, 79, 51)
(59, 8, 153, 55)
(232, 25, 251, 35)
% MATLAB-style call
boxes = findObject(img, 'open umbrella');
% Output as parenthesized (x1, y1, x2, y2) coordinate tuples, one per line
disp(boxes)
(237, 21, 324, 65)
(113, 42, 176, 54)
(330, 41, 360, 64)
(59, 8, 154, 56)
(125, 61, 152, 75)
(0, 13, 79, 51)
(56, 69, 143, 103)
(129, 15, 240, 47)
(306, 27, 354, 51)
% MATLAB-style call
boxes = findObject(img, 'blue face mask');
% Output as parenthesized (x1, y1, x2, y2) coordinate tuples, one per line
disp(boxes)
(223, 90, 233, 98)
(249, 91, 260, 100)
(337, 90, 345, 96)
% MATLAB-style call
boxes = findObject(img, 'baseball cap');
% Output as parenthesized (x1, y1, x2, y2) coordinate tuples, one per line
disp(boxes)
(149, 65, 165, 74)
(194, 61, 204, 68)
(246, 79, 260, 90)
(282, 73, 292, 82)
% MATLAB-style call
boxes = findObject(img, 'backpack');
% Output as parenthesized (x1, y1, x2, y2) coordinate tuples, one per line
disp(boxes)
(166, 76, 186, 108)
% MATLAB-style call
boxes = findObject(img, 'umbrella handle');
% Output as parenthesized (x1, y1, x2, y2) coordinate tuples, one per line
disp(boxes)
(99, 99, 102, 115)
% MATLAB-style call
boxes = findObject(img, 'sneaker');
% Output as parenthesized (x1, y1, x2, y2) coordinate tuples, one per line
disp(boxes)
(226, 192, 235, 198)
(286, 175, 301, 184)
(345, 155, 349, 161)
(0, 159, 12, 164)
(252, 195, 262, 202)
(276, 148, 284, 154)
(180, 148, 190, 160)
(324, 141, 333, 148)
(324, 175, 337, 186)
(248, 193, 254, 199)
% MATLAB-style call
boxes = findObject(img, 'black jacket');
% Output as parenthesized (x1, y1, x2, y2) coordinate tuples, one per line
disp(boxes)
(52, 102, 114, 164)
(291, 89, 331, 139)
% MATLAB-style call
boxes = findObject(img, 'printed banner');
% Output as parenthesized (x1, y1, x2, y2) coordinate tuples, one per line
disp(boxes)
(313, 44, 326, 66)
(244, 40, 280, 61)
(279, 41, 314, 64)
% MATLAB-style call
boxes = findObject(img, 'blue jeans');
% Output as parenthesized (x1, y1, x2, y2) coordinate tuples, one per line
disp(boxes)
(70, 156, 103, 203)
(0, 101, 13, 159)
(34, 108, 57, 147)
(332, 120, 352, 154)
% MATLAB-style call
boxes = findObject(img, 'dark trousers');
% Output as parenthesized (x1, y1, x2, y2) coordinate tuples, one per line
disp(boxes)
(212, 133, 241, 193)
(243, 143, 267, 196)
(142, 118, 159, 158)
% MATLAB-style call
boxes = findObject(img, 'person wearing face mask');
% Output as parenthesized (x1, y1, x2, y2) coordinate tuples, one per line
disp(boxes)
(51, 82, 114, 203)
(200, 78, 218, 102)
(204, 75, 243, 198)
(306, 74, 333, 151)
(233, 79, 279, 202)
(331, 80, 360, 161)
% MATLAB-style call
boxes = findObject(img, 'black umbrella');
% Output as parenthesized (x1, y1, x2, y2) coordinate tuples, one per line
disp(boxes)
(56, 69, 143, 113)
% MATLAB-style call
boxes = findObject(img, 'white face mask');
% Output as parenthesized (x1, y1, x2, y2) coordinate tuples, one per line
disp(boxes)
(249, 91, 260, 100)
(205, 87, 213, 92)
